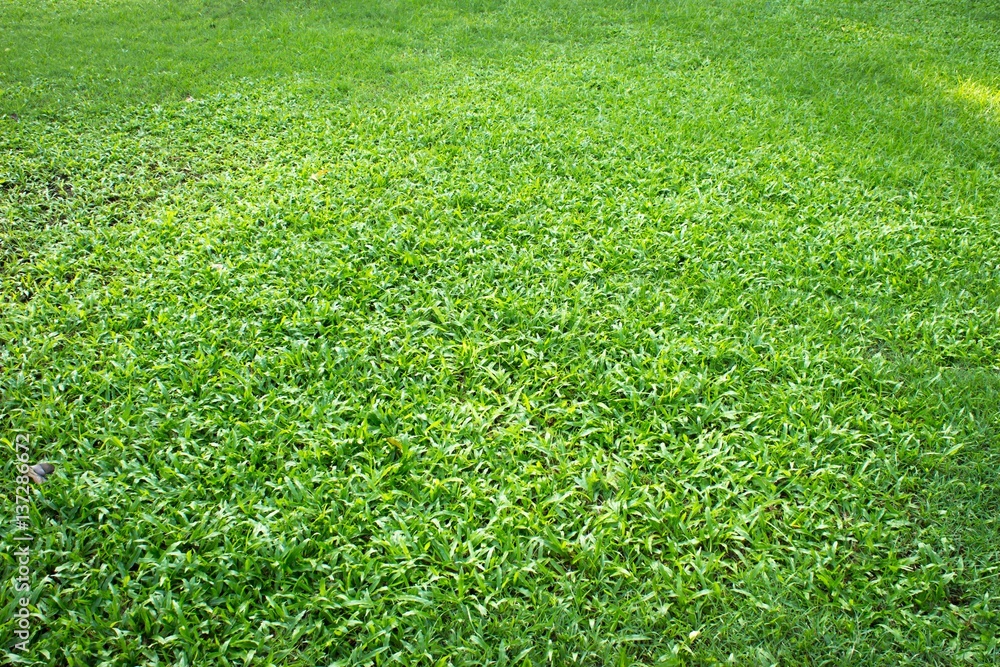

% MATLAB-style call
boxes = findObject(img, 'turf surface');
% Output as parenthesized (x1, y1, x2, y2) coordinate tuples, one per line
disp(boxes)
(2, 0, 999, 664)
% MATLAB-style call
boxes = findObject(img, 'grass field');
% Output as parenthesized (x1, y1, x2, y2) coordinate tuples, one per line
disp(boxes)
(2, 0, 1000, 664)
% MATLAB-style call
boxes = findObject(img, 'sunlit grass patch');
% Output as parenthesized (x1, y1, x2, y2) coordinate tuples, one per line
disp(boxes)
(952, 78, 1000, 117)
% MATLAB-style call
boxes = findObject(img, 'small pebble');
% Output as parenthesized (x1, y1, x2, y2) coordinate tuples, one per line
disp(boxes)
(27, 462, 55, 484)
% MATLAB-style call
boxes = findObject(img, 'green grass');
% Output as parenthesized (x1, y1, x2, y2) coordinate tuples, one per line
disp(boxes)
(2, 0, 1000, 664)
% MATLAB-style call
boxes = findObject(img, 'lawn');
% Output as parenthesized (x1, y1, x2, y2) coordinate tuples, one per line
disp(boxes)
(1, 0, 999, 664)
